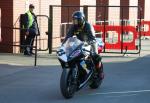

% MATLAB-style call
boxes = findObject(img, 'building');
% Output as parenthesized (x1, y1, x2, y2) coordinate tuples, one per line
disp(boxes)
(0, 0, 150, 53)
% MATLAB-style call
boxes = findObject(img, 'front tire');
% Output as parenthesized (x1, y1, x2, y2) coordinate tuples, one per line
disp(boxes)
(60, 69, 76, 99)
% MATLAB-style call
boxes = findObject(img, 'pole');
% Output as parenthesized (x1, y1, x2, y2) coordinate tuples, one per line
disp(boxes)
(34, 35, 37, 66)
(48, 5, 53, 54)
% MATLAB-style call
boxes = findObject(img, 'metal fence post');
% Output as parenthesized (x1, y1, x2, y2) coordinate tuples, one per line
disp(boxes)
(48, 5, 53, 54)
(121, 7, 124, 54)
(83, 5, 88, 21)
(138, 7, 142, 56)
(103, 6, 106, 53)
(34, 35, 38, 66)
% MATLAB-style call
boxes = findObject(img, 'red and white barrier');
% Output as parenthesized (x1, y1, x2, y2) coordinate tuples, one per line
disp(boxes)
(93, 25, 138, 50)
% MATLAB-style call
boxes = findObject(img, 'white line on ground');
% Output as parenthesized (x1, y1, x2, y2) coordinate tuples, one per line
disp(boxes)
(88, 89, 150, 96)
(106, 94, 138, 98)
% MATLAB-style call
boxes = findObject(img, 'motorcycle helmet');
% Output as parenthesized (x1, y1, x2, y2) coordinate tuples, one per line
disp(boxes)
(72, 11, 85, 27)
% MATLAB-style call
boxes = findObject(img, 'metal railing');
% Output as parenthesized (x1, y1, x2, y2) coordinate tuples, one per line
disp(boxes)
(0, 14, 51, 66)
(49, 5, 142, 55)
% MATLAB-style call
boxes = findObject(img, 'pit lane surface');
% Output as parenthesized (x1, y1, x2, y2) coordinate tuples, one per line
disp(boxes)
(0, 55, 150, 103)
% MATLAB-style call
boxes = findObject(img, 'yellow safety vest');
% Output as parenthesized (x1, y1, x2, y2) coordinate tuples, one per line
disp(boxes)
(26, 10, 33, 28)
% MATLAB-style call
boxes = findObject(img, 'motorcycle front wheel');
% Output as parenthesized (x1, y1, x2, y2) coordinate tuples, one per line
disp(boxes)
(60, 69, 76, 99)
(89, 62, 104, 89)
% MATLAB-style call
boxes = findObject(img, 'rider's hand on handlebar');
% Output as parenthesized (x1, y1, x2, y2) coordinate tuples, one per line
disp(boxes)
(88, 40, 96, 45)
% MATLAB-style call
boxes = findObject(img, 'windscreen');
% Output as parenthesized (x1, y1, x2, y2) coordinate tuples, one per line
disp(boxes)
(63, 37, 82, 56)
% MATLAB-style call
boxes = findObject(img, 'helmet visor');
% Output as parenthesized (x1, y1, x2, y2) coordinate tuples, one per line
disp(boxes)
(73, 18, 83, 26)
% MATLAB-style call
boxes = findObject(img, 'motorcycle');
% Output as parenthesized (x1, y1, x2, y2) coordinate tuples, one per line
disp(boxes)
(57, 37, 104, 99)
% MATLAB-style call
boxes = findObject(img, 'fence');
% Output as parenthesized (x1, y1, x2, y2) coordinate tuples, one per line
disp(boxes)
(49, 5, 142, 55)
(0, 14, 51, 66)
(0, 5, 145, 66)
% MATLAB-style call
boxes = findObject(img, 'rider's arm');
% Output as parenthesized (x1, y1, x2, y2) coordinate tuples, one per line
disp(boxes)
(62, 25, 74, 44)
(85, 22, 98, 53)
(86, 23, 96, 43)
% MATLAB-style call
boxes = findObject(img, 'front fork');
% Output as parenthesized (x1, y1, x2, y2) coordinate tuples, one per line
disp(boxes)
(71, 65, 78, 87)
(72, 66, 78, 80)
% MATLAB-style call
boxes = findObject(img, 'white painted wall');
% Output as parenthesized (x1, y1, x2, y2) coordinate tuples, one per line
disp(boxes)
(80, 0, 96, 24)
(108, 0, 120, 25)
(144, 0, 150, 21)
(129, 0, 138, 26)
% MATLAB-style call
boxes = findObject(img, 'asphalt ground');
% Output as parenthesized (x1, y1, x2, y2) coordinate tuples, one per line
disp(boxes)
(0, 39, 150, 103)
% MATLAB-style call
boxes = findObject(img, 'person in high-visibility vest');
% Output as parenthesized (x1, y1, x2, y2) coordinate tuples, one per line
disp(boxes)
(24, 4, 39, 56)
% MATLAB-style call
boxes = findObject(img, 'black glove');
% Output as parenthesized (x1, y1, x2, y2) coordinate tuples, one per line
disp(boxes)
(88, 40, 96, 45)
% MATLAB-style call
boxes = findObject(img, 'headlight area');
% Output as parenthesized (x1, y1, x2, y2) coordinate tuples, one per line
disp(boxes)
(58, 59, 69, 68)
(58, 58, 79, 69)
(70, 50, 81, 58)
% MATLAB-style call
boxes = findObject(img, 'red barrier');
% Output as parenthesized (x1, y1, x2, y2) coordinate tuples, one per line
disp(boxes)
(140, 21, 150, 36)
(122, 26, 138, 50)
(93, 25, 138, 50)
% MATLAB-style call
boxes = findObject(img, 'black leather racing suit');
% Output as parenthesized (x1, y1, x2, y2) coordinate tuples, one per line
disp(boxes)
(63, 22, 98, 53)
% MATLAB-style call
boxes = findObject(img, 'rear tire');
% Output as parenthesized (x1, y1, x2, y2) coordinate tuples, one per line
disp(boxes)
(60, 69, 76, 99)
(89, 62, 104, 89)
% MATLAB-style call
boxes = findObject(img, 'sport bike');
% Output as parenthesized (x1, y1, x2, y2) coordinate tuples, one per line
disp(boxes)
(57, 37, 104, 99)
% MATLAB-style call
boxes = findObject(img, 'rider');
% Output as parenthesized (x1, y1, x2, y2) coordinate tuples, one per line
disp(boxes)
(63, 11, 97, 52)
(63, 11, 101, 68)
